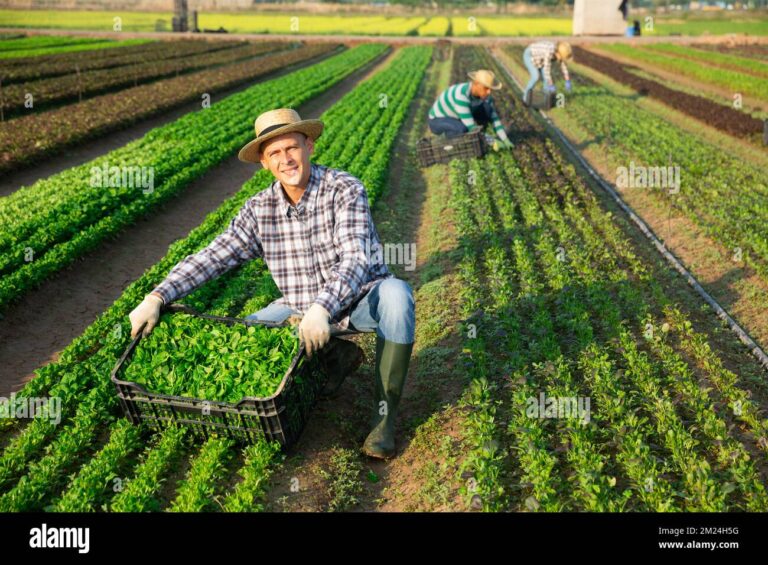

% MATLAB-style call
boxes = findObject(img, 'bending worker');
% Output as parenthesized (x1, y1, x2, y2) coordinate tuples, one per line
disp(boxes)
(428, 68, 513, 149)
(522, 41, 573, 105)
(128, 108, 416, 460)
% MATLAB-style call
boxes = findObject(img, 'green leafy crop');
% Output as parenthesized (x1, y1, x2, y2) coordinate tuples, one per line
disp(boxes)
(123, 313, 299, 403)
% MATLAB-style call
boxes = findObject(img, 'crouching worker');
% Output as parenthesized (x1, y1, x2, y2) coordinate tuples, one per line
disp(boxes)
(522, 41, 573, 106)
(427, 68, 513, 149)
(128, 108, 416, 460)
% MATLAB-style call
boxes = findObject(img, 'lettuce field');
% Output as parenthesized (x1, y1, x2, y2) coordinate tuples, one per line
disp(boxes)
(0, 13, 767, 542)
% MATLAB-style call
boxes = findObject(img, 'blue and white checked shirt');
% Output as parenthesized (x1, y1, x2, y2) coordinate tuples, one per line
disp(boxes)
(529, 41, 571, 86)
(151, 163, 392, 329)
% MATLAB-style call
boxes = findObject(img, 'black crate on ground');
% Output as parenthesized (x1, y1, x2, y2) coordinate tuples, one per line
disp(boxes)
(528, 90, 555, 110)
(416, 129, 486, 167)
(111, 304, 329, 448)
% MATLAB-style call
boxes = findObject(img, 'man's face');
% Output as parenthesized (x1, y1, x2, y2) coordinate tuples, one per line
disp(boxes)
(471, 81, 491, 99)
(259, 132, 314, 189)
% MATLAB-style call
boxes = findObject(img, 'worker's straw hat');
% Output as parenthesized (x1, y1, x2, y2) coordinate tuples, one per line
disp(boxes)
(467, 69, 502, 90)
(556, 42, 573, 61)
(238, 108, 324, 163)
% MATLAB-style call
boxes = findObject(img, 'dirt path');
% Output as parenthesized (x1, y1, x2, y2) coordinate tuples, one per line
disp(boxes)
(0, 45, 342, 197)
(0, 47, 393, 396)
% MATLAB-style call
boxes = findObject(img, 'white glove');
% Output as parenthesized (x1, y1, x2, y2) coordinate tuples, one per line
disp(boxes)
(129, 294, 164, 338)
(497, 130, 513, 149)
(298, 304, 331, 357)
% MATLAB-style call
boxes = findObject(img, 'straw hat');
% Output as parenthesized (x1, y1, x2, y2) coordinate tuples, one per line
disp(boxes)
(556, 42, 573, 61)
(467, 69, 502, 90)
(238, 108, 324, 163)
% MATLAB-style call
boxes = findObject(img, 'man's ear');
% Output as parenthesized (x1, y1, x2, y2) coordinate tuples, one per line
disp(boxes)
(305, 135, 315, 155)
(258, 149, 268, 170)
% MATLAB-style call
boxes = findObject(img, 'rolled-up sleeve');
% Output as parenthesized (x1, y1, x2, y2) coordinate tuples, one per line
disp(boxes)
(152, 198, 263, 305)
(313, 178, 372, 320)
(489, 98, 509, 142)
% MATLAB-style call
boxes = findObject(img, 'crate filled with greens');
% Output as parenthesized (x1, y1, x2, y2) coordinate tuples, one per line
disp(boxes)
(111, 304, 325, 448)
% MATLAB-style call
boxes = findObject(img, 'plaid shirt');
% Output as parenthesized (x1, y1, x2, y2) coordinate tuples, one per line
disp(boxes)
(151, 163, 392, 329)
(529, 41, 570, 85)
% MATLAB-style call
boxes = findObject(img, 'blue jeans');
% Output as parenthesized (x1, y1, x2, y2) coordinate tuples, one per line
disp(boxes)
(523, 46, 543, 100)
(244, 277, 415, 344)
(428, 117, 467, 138)
(428, 98, 495, 138)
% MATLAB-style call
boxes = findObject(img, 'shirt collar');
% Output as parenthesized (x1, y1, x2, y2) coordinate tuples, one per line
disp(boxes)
(273, 163, 322, 217)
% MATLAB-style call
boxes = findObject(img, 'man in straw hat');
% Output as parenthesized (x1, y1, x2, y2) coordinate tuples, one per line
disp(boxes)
(129, 108, 415, 460)
(428, 68, 513, 149)
(522, 41, 573, 106)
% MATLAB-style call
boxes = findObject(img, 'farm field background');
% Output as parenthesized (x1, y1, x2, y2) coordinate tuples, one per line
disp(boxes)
(1, 8, 767, 36)
(1, 2, 768, 528)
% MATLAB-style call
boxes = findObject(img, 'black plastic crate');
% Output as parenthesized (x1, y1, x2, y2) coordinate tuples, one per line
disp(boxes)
(416, 129, 486, 167)
(111, 304, 350, 448)
(526, 90, 555, 110)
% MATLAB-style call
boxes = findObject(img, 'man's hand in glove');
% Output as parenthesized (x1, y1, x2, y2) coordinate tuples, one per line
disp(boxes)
(545, 83, 557, 94)
(286, 314, 303, 327)
(565, 79, 572, 93)
(299, 303, 331, 357)
(129, 293, 164, 338)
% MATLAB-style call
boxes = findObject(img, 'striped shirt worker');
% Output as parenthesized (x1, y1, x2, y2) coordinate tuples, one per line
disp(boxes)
(428, 81, 510, 143)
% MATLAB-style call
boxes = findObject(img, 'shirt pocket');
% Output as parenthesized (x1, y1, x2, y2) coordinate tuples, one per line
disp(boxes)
(306, 202, 332, 259)
(312, 231, 338, 272)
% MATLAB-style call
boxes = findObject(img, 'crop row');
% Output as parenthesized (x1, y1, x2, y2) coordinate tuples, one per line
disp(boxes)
(0, 35, 148, 60)
(0, 43, 387, 311)
(453, 147, 768, 511)
(0, 43, 338, 174)
(547, 59, 768, 283)
(0, 35, 111, 53)
(641, 43, 768, 79)
(593, 43, 768, 102)
(556, 46, 763, 141)
(416, 17, 450, 37)
(0, 39, 238, 84)
(0, 40, 290, 116)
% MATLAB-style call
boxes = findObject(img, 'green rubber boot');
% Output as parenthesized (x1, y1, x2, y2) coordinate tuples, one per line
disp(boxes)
(361, 336, 414, 460)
